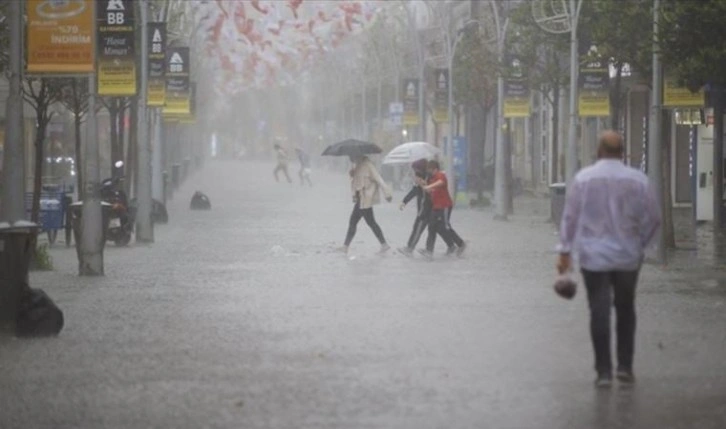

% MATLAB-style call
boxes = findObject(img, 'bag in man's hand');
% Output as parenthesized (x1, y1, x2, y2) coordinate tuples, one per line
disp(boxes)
(190, 191, 211, 210)
(553, 273, 577, 300)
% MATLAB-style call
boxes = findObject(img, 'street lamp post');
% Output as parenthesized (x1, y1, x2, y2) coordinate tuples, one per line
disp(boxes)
(136, 0, 153, 243)
(493, 6, 510, 220)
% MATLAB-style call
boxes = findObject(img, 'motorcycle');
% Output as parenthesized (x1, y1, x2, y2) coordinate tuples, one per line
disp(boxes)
(101, 162, 135, 246)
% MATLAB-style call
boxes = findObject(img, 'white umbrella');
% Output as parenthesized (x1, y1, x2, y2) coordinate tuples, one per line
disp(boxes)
(382, 141, 440, 165)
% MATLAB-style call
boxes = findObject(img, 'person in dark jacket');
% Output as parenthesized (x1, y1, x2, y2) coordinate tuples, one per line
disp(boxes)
(398, 159, 456, 256)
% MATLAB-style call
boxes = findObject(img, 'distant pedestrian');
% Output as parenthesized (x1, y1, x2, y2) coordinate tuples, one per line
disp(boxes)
(273, 143, 292, 183)
(419, 160, 466, 259)
(340, 155, 392, 254)
(398, 159, 455, 256)
(296, 147, 313, 187)
(557, 130, 661, 388)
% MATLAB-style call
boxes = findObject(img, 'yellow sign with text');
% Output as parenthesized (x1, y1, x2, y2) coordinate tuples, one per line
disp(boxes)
(27, 0, 95, 73)
(579, 93, 610, 117)
(504, 98, 531, 118)
(663, 80, 704, 107)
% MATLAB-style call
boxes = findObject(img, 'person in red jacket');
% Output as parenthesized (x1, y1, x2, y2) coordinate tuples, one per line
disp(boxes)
(419, 160, 466, 259)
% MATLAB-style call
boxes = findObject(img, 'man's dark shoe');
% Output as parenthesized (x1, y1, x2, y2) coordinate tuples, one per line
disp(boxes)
(595, 373, 613, 389)
(616, 369, 636, 385)
(456, 241, 468, 257)
(445, 246, 457, 256)
(398, 247, 413, 256)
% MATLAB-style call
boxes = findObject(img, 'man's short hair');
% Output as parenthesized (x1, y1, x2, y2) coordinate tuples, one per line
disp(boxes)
(428, 160, 440, 170)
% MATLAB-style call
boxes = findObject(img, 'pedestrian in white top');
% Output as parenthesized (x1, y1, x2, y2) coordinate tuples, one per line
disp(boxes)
(557, 130, 661, 388)
(341, 155, 392, 254)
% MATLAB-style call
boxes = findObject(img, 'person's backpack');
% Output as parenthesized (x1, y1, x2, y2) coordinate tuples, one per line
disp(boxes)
(16, 287, 64, 337)
(190, 191, 211, 210)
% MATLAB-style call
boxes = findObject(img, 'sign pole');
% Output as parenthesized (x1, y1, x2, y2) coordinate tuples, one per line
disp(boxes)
(136, 0, 153, 242)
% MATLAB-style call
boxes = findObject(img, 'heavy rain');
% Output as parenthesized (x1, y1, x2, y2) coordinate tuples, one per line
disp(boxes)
(1, 0, 726, 428)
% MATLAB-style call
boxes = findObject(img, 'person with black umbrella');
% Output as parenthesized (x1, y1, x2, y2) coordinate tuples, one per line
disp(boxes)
(340, 154, 392, 254)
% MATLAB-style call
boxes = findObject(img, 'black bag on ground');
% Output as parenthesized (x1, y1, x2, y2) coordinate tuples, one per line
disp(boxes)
(16, 287, 64, 337)
(190, 191, 211, 210)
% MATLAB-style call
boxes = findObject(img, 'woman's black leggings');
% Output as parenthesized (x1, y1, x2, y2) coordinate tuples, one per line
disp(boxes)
(344, 202, 386, 246)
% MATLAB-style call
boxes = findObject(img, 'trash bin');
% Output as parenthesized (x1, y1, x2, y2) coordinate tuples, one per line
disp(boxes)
(550, 183, 567, 227)
(0, 221, 38, 335)
(69, 201, 112, 262)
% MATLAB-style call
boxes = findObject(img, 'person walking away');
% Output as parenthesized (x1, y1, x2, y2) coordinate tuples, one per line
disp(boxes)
(297, 147, 313, 187)
(419, 160, 466, 259)
(399, 159, 456, 256)
(273, 143, 292, 183)
(557, 130, 661, 388)
(340, 155, 392, 254)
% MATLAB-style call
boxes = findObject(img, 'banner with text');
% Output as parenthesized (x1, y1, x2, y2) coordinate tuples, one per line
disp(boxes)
(578, 59, 610, 117)
(663, 79, 705, 107)
(402, 78, 420, 126)
(147, 22, 167, 106)
(97, 0, 136, 96)
(433, 69, 449, 123)
(504, 57, 530, 118)
(163, 47, 190, 116)
(179, 82, 197, 124)
(27, 0, 94, 73)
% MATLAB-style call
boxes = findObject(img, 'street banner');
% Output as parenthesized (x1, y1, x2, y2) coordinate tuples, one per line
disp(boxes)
(96, 0, 136, 96)
(147, 22, 167, 106)
(163, 47, 191, 116)
(433, 69, 449, 123)
(402, 78, 420, 126)
(388, 102, 403, 126)
(663, 79, 704, 107)
(504, 57, 530, 118)
(179, 82, 197, 124)
(579, 58, 610, 117)
(27, 0, 95, 73)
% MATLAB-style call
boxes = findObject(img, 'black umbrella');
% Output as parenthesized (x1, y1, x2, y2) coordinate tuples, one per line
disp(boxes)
(321, 139, 382, 157)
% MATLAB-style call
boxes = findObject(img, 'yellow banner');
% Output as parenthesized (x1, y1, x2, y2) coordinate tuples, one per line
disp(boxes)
(504, 98, 531, 118)
(663, 80, 704, 107)
(98, 60, 136, 96)
(27, 0, 94, 73)
(148, 81, 166, 107)
(579, 93, 610, 117)
(162, 95, 190, 116)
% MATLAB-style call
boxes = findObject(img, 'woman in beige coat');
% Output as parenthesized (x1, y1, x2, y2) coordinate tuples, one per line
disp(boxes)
(341, 155, 392, 254)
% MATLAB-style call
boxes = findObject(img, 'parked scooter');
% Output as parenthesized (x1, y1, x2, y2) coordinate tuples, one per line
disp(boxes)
(101, 161, 135, 246)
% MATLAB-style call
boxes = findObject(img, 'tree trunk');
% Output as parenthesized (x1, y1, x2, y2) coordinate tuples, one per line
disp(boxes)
(662, 120, 675, 248)
(74, 110, 84, 200)
(31, 114, 49, 223)
(109, 99, 119, 176)
(477, 101, 488, 201)
(611, 63, 624, 130)
(126, 97, 138, 197)
(117, 99, 127, 176)
(505, 118, 514, 215)
(551, 84, 560, 184)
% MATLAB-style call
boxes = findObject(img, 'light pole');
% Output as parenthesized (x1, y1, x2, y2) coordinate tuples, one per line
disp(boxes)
(647, 0, 666, 263)
(493, 5, 510, 220)
(1, 0, 26, 223)
(136, 0, 153, 243)
(532, 0, 584, 183)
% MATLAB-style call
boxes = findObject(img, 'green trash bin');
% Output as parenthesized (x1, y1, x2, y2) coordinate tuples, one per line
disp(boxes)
(0, 222, 38, 335)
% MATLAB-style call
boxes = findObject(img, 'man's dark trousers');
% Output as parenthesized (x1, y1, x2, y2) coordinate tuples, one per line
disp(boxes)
(581, 269, 640, 376)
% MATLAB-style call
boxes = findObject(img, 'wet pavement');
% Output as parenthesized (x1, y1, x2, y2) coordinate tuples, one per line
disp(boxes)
(1, 160, 725, 429)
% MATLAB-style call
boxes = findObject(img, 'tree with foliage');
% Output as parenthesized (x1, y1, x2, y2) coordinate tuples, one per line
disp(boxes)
(660, 0, 726, 230)
(22, 78, 65, 223)
(508, 2, 570, 183)
(452, 27, 498, 199)
(582, 0, 653, 130)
